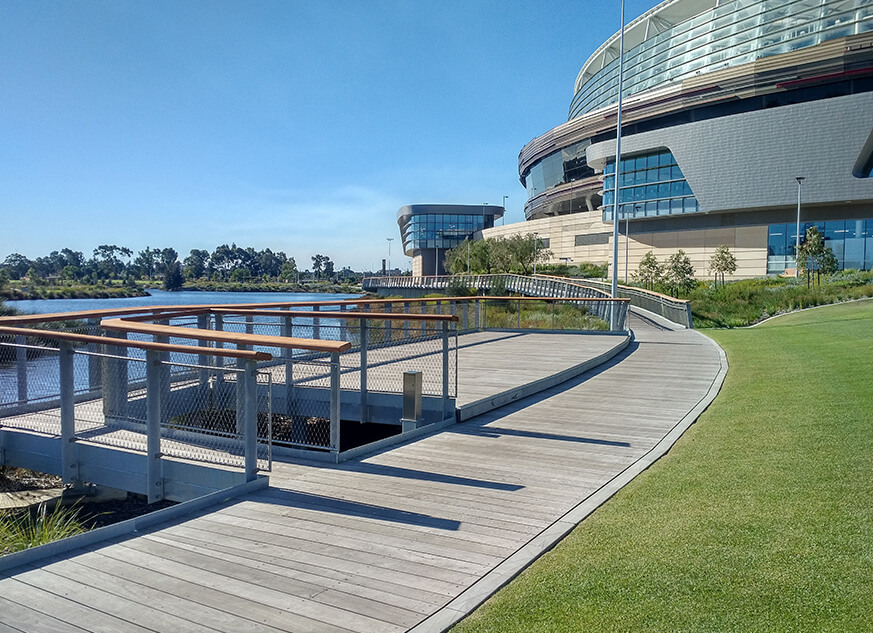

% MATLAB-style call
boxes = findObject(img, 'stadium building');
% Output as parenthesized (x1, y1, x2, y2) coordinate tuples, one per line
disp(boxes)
(483, 0, 873, 278)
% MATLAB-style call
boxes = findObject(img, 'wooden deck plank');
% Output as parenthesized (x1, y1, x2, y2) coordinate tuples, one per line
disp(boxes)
(0, 577, 154, 633)
(35, 557, 289, 633)
(73, 552, 356, 633)
(148, 529, 448, 612)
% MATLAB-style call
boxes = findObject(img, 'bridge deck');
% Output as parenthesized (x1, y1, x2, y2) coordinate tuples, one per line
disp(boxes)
(0, 315, 725, 633)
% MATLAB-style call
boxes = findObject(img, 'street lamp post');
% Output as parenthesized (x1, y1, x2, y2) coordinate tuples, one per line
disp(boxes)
(795, 177, 805, 278)
(502, 195, 509, 225)
(533, 232, 539, 276)
(386, 237, 393, 275)
(611, 0, 626, 306)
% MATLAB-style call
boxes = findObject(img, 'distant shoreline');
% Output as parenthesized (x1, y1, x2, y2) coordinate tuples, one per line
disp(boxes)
(2, 281, 363, 301)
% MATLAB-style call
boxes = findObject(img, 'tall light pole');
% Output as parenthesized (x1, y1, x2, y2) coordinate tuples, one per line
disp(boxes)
(386, 237, 393, 275)
(795, 177, 805, 278)
(502, 195, 509, 225)
(611, 0, 627, 304)
(533, 232, 539, 276)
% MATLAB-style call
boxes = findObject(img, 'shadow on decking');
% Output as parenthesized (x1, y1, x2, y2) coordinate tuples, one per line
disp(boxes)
(454, 425, 631, 447)
(252, 488, 462, 531)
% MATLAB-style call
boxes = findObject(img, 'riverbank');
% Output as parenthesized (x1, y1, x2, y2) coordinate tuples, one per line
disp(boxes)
(1, 285, 148, 301)
(1, 280, 362, 301)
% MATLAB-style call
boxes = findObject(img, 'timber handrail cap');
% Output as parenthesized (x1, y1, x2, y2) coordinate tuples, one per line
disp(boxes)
(101, 318, 352, 353)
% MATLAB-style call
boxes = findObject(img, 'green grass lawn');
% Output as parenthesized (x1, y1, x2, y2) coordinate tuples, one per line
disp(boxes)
(453, 300, 873, 633)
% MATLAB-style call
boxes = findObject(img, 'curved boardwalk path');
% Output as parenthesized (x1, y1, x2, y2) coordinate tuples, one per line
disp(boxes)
(0, 313, 725, 633)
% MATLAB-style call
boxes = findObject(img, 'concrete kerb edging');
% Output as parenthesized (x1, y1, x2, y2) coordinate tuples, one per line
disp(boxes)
(0, 476, 269, 575)
(407, 330, 729, 633)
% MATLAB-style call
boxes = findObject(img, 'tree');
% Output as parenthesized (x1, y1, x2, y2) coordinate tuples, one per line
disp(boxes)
(311, 254, 327, 279)
(709, 244, 737, 288)
(504, 234, 551, 275)
(634, 251, 662, 290)
(183, 249, 210, 280)
(796, 226, 838, 287)
(92, 244, 132, 280)
(163, 261, 184, 291)
(2, 253, 33, 280)
(279, 258, 298, 282)
(664, 249, 696, 297)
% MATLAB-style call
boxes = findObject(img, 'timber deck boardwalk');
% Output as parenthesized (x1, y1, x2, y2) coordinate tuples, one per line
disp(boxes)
(0, 314, 725, 633)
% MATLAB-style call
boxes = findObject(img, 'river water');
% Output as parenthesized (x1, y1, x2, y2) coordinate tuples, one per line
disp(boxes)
(7, 289, 363, 315)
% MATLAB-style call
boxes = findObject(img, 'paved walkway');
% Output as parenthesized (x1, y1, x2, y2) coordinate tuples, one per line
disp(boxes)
(0, 314, 726, 632)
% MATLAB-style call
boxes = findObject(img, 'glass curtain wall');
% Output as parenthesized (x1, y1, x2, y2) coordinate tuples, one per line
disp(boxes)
(767, 218, 873, 273)
(602, 149, 699, 221)
(570, 0, 873, 120)
(407, 214, 489, 250)
(525, 139, 594, 199)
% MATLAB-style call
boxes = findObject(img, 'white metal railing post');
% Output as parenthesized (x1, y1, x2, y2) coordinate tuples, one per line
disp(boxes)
(156, 319, 170, 426)
(441, 321, 450, 419)
(360, 319, 368, 423)
(59, 341, 79, 486)
(236, 344, 249, 436)
(15, 334, 27, 403)
(197, 313, 210, 390)
(339, 303, 348, 341)
(87, 318, 101, 392)
(214, 313, 225, 386)
(384, 302, 392, 343)
(145, 350, 164, 502)
(102, 331, 128, 423)
(245, 315, 254, 336)
(330, 352, 341, 455)
(282, 316, 294, 413)
(243, 359, 258, 481)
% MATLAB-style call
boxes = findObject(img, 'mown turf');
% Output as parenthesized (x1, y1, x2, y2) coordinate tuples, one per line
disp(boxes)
(453, 300, 873, 633)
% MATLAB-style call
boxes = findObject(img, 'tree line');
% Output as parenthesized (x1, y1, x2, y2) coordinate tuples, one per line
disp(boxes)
(0, 244, 352, 290)
(444, 234, 551, 275)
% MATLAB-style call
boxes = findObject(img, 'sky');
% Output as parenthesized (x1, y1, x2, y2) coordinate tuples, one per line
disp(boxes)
(1, 0, 655, 272)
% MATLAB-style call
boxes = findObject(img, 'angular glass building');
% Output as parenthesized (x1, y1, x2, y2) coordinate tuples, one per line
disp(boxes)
(398, 204, 504, 276)
(484, 0, 873, 277)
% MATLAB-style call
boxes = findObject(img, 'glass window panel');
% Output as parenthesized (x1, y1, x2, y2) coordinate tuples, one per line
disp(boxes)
(633, 186, 646, 201)
(671, 199, 684, 213)
(659, 166, 672, 181)
(684, 198, 697, 213)
(671, 181, 685, 196)
(671, 165, 683, 179)
(658, 182, 671, 197)
(683, 181, 694, 196)
(646, 184, 659, 199)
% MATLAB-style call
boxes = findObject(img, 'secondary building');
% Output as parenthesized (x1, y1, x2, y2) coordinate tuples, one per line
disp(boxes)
(398, 204, 504, 276)
(484, 0, 873, 279)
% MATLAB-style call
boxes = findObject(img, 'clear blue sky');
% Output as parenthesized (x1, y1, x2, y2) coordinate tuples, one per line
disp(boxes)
(1, 0, 654, 272)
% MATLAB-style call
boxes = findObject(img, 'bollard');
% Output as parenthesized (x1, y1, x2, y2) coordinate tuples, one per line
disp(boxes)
(401, 371, 423, 433)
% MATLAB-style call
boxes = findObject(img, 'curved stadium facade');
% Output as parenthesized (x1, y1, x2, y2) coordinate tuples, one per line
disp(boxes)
(483, 0, 873, 277)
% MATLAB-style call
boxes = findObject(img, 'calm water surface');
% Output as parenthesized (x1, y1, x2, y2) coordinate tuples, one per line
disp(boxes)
(7, 289, 363, 315)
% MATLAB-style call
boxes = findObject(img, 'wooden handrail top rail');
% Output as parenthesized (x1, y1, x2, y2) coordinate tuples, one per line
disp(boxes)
(209, 308, 459, 322)
(102, 318, 352, 354)
(296, 296, 630, 304)
(0, 305, 211, 326)
(532, 274, 691, 304)
(0, 326, 272, 361)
